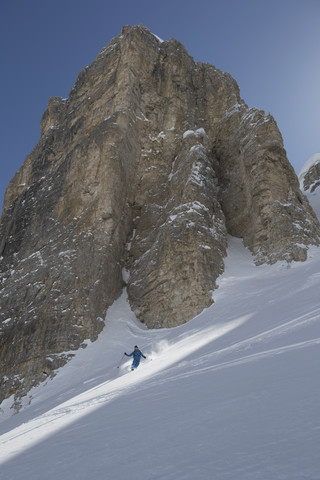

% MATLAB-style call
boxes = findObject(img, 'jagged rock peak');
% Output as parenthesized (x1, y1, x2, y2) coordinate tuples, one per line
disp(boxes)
(299, 153, 320, 193)
(1, 24, 320, 407)
(299, 153, 320, 220)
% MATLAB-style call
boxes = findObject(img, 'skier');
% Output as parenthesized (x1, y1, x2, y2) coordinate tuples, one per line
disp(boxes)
(124, 345, 146, 370)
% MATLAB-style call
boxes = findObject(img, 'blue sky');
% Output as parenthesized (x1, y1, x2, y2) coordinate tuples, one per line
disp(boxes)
(1, 0, 319, 211)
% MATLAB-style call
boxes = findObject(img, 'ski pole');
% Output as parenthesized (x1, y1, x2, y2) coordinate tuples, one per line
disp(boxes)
(117, 353, 125, 368)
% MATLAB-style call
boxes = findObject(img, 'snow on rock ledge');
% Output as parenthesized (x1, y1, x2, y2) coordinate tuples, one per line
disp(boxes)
(299, 153, 320, 220)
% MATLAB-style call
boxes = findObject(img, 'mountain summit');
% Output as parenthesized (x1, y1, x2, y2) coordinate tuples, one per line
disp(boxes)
(1, 25, 319, 405)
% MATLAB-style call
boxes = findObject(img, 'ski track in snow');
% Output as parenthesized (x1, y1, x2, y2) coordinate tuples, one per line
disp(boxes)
(0, 236, 320, 479)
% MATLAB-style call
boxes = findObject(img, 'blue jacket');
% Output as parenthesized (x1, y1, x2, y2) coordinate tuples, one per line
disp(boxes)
(125, 349, 146, 360)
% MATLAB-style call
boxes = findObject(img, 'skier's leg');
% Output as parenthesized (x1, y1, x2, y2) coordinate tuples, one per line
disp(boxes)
(132, 358, 140, 369)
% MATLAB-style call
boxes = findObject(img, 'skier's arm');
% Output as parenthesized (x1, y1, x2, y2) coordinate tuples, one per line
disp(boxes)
(125, 351, 133, 357)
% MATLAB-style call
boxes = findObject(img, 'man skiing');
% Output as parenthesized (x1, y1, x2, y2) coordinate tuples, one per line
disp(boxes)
(124, 346, 146, 370)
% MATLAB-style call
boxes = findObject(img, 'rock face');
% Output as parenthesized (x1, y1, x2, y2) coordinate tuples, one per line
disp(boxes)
(299, 154, 320, 193)
(1, 24, 320, 405)
(299, 154, 320, 220)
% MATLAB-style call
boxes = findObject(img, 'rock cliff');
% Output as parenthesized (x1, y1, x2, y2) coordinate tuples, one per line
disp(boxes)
(299, 154, 320, 193)
(299, 154, 320, 219)
(1, 24, 320, 406)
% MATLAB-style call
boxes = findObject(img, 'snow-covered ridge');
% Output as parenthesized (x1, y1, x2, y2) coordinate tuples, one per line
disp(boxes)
(151, 32, 164, 43)
(299, 153, 320, 219)
(298, 152, 320, 187)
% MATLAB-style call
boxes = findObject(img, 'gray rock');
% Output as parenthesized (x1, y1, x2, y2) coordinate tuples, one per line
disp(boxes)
(301, 161, 320, 193)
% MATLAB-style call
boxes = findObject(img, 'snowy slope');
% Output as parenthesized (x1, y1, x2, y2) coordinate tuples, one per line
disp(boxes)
(0, 213, 320, 477)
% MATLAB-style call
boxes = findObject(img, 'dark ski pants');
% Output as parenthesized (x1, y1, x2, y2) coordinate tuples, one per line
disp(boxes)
(132, 358, 140, 369)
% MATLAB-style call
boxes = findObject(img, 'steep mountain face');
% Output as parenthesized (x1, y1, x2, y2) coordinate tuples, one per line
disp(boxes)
(1, 24, 319, 405)
(299, 153, 320, 192)
(299, 154, 320, 219)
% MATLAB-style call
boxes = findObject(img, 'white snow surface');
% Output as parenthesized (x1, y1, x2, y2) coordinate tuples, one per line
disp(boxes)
(1, 234, 320, 476)
(151, 32, 164, 43)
